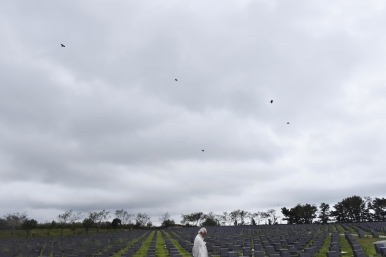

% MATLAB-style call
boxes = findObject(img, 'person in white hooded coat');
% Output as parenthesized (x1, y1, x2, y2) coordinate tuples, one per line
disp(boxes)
(192, 227, 208, 257)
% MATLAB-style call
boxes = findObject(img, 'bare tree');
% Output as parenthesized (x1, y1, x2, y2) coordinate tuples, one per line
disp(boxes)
(239, 210, 249, 225)
(180, 214, 189, 225)
(201, 212, 220, 226)
(57, 210, 74, 235)
(219, 211, 230, 226)
(135, 213, 151, 227)
(4, 212, 28, 237)
(88, 211, 98, 224)
(203, 212, 217, 220)
(99, 210, 111, 232)
(254, 211, 263, 225)
(69, 211, 82, 234)
(123, 213, 135, 228)
(266, 209, 280, 225)
(230, 209, 241, 225)
(248, 212, 257, 225)
(260, 211, 270, 224)
(89, 210, 110, 232)
(116, 209, 134, 230)
(69, 211, 82, 223)
(215, 213, 224, 226)
(115, 209, 124, 220)
(159, 212, 171, 225)
(180, 212, 204, 226)
(116, 209, 124, 230)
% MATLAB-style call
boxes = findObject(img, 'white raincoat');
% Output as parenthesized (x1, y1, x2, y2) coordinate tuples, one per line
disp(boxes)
(192, 233, 208, 257)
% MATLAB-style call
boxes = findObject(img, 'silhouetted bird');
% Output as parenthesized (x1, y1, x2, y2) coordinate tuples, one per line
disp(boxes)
(202, 150, 204, 152)
(287, 122, 290, 124)
(175, 79, 178, 81)
(61, 44, 65, 47)
(270, 100, 273, 103)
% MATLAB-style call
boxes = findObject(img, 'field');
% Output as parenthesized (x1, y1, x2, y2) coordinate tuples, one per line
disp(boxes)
(0, 228, 139, 239)
(0, 223, 385, 257)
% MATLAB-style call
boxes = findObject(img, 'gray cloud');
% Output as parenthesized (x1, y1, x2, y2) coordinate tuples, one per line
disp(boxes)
(1, 0, 386, 224)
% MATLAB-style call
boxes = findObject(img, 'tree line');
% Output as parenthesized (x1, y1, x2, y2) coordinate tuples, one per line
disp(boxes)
(1, 195, 385, 236)
(178, 209, 280, 227)
(0, 209, 153, 237)
(177, 195, 386, 226)
(282, 196, 386, 224)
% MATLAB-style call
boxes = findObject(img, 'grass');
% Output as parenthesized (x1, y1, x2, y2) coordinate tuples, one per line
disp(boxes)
(315, 234, 332, 257)
(156, 231, 169, 257)
(111, 232, 148, 257)
(333, 225, 386, 257)
(314, 226, 383, 257)
(163, 231, 191, 257)
(339, 234, 353, 257)
(357, 237, 384, 257)
(314, 225, 370, 257)
(133, 231, 155, 257)
(337, 225, 346, 233)
(2, 226, 385, 257)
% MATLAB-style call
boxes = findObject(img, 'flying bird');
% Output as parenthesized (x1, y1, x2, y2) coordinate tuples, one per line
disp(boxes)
(287, 122, 290, 124)
(175, 79, 178, 81)
(270, 100, 273, 103)
(202, 150, 204, 152)
(61, 44, 65, 47)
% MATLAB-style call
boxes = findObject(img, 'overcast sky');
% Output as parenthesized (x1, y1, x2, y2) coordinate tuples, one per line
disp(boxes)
(1, 0, 386, 225)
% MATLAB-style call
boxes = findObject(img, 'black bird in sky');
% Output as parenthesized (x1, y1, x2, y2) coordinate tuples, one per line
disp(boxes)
(202, 150, 204, 152)
(270, 100, 273, 103)
(61, 44, 65, 47)
(287, 122, 290, 124)
(175, 79, 178, 81)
